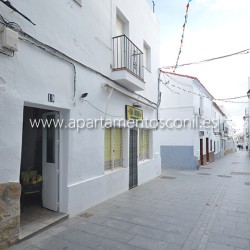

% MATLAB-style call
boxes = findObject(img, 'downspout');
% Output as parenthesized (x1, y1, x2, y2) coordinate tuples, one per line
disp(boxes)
(157, 69, 162, 126)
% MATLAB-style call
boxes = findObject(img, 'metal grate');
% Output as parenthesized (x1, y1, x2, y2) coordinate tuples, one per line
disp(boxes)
(79, 212, 93, 218)
(160, 176, 177, 180)
(113, 35, 144, 81)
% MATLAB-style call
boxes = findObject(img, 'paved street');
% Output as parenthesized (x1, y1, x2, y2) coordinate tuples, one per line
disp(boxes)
(11, 151, 250, 250)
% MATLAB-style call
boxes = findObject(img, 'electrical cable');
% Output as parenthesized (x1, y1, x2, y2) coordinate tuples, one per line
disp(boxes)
(0, 13, 158, 108)
(164, 83, 180, 94)
(164, 72, 192, 87)
(0, 0, 36, 25)
(162, 74, 179, 94)
(104, 88, 114, 122)
(19, 37, 77, 101)
(162, 48, 250, 70)
(19, 32, 157, 107)
(215, 95, 248, 101)
(0, 49, 14, 57)
(82, 100, 124, 118)
(162, 80, 249, 104)
(161, 71, 249, 102)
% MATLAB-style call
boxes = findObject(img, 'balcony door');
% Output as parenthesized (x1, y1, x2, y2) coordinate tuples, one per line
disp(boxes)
(116, 15, 125, 36)
(115, 16, 125, 69)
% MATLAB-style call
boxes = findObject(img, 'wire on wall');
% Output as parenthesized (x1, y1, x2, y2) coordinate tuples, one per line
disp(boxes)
(161, 72, 249, 104)
(0, 49, 14, 57)
(0, 13, 159, 109)
(82, 100, 124, 118)
(162, 48, 250, 70)
(18, 37, 77, 102)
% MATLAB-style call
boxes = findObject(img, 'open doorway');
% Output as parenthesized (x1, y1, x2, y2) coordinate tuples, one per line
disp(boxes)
(206, 138, 209, 163)
(20, 106, 67, 239)
(200, 139, 204, 166)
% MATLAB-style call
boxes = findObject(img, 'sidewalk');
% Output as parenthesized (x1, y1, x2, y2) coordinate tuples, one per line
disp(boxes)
(10, 151, 250, 250)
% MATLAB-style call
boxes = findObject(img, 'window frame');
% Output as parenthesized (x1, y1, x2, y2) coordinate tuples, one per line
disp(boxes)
(139, 128, 150, 162)
(143, 41, 151, 72)
(104, 127, 123, 170)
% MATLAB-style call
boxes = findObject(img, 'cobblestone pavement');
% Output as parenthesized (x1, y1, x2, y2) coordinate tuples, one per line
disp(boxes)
(10, 151, 250, 250)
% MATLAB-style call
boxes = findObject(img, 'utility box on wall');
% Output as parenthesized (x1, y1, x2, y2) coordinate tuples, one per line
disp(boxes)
(2, 27, 19, 51)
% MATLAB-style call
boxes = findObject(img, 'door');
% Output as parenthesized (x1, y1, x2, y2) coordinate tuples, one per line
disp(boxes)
(42, 112, 59, 211)
(115, 16, 125, 69)
(129, 129, 138, 189)
(116, 16, 125, 36)
(200, 139, 203, 165)
(206, 138, 209, 163)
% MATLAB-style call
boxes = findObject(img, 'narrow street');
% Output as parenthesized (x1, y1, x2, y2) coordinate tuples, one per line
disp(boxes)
(11, 151, 250, 250)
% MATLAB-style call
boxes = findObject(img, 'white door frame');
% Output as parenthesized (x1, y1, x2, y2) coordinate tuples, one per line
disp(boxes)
(42, 111, 60, 211)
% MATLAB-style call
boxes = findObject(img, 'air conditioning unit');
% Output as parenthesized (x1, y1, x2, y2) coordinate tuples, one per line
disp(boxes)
(2, 26, 19, 51)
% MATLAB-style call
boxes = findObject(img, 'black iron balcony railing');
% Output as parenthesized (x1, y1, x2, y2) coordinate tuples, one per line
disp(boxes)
(113, 35, 144, 81)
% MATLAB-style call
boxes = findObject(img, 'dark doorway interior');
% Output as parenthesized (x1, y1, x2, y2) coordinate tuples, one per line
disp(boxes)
(206, 138, 209, 163)
(20, 107, 50, 211)
(20, 106, 65, 240)
(200, 139, 203, 166)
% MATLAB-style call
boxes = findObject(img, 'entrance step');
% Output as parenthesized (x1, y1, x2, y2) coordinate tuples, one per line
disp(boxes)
(19, 212, 68, 241)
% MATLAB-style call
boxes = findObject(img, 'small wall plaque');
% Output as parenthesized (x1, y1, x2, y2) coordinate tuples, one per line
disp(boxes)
(48, 93, 55, 103)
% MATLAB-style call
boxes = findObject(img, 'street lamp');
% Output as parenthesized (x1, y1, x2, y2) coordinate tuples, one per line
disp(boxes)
(243, 116, 250, 121)
(247, 89, 250, 99)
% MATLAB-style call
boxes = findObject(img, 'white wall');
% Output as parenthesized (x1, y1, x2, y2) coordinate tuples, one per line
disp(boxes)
(159, 74, 195, 147)
(159, 74, 214, 149)
(212, 104, 225, 158)
(0, 0, 160, 214)
(158, 73, 216, 168)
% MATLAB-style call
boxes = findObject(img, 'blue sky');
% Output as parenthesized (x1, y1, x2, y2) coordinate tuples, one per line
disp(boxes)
(151, 0, 250, 130)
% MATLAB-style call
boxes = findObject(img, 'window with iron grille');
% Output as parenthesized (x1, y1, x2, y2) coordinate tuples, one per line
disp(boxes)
(104, 128, 123, 170)
(139, 129, 149, 161)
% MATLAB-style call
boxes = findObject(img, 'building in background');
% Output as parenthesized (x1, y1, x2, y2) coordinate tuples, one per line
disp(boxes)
(159, 71, 234, 170)
(219, 106, 237, 154)
(159, 72, 214, 170)
(0, 0, 161, 246)
(212, 102, 226, 160)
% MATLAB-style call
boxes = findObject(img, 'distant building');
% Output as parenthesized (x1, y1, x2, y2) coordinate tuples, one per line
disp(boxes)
(158, 71, 234, 170)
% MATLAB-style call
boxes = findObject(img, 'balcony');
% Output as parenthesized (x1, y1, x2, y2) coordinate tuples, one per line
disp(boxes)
(111, 35, 145, 91)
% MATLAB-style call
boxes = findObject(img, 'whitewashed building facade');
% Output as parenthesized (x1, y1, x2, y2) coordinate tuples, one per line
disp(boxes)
(159, 71, 228, 170)
(0, 0, 161, 245)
